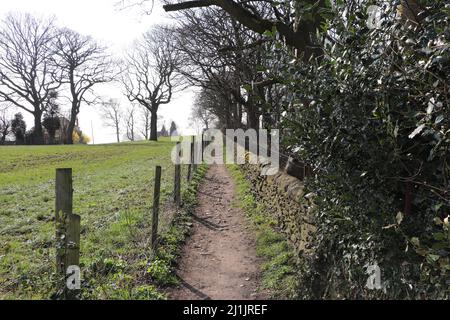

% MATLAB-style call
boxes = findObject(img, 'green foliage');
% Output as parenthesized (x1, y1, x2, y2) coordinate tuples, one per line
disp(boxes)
(147, 259, 178, 286)
(410, 216, 450, 295)
(270, 0, 449, 299)
(10, 113, 26, 144)
(133, 285, 166, 300)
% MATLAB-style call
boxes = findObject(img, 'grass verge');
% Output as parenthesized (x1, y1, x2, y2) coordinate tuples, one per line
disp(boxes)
(228, 164, 299, 299)
(150, 164, 208, 298)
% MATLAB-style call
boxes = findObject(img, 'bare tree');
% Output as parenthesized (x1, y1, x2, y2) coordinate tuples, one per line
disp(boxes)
(115, 0, 156, 15)
(121, 0, 319, 57)
(138, 105, 151, 140)
(0, 13, 61, 144)
(191, 91, 216, 130)
(54, 28, 114, 144)
(42, 90, 61, 144)
(122, 25, 181, 141)
(100, 99, 122, 143)
(0, 106, 12, 144)
(172, 7, 266, 129)
(125, 105, 137, 141)
(164, 0, 326, 61)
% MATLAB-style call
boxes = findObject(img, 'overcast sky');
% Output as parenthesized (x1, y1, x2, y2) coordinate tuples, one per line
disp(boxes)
(0, 0, 197, 144)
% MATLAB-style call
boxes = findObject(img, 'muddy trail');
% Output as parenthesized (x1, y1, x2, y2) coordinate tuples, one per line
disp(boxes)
(169, 165, 266, 300)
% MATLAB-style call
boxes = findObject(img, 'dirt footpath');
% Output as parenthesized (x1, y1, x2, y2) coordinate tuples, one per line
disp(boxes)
(169, 165, 266, 300)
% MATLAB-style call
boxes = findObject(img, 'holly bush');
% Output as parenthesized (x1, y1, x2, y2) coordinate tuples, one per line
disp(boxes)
(275, 0, 449, 299)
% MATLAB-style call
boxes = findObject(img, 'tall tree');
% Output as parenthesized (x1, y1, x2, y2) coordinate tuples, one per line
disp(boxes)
(169, 121, 178, 136)
(125, 105, 137, 141)
(11, 113, 26, 145)
(160, 124, 168, 137)
(0, 13, 61, 144)
(172, 7, 270, 129)
(42, 90, 61, 144)
(138, 105, 151, 140)
(191, 90, 216, 130)
(54, 28, 114, 144)
(122, 25, 181, 141)
(163, 0, 325, 61)
(100, 99, 122, 143)
(0, 107, 11, 144)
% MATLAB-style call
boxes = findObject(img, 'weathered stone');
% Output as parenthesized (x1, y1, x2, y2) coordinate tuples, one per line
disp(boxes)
(241, 162, 317, 266)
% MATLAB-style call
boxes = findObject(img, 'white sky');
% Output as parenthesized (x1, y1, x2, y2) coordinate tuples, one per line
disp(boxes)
(0, 0, 197, 144)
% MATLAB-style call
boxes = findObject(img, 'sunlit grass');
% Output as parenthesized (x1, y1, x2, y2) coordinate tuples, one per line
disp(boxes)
(0, 139, 185, 299)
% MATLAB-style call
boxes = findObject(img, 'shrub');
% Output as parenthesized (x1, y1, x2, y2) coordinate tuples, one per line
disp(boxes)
(272, 0, 449, 299)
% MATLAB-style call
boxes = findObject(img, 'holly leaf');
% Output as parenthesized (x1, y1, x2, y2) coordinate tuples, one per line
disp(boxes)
(396, 211, 404, 225)
(409, 124, 425, 139)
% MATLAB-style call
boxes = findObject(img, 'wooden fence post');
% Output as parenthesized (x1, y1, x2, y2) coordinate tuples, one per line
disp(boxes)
(193, 135, 198, 173)
(187, 136, 193, 181)
(65, 214, 80, 300)
(201, 131, 205, 162)
(152, 166, 162, 250)
(55, 168, 80, 300)
(174, 142, 181, 207)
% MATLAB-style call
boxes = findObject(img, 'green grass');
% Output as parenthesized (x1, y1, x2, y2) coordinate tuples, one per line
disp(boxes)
(0, 139, 192, 299)
(152, 165, 208, 292)
(228, 164, 299, 299)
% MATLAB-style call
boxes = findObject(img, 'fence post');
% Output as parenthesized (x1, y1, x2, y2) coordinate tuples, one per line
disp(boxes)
(193, 135, 198, 173)
(187, 136, 193, 181)
(65, 214, 80, 300)
(201, 131, 205, 162)
(152, 166, 162, 250)
(174, 142, 181, 207)
(55, 168, 80, 300)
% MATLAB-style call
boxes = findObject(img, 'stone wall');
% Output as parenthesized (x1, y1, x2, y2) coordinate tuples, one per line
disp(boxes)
(240, 162, 316, 263)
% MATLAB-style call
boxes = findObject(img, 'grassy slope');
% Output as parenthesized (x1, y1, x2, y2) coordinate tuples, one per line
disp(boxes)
(0, 140, 185, 299)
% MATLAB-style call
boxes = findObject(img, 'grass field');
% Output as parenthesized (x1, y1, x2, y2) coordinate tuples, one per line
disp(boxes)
(0, 139, 186, 299)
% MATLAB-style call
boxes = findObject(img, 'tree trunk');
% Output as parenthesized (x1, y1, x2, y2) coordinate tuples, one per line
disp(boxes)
(236, 103, 242, 128)
(66, 106, 78, 145)
(225, 106, 231, 129)
(48, 133, 55, 145)
(150, 109, 158, 141)
(33, 111, 44, 145)
(116, 125, 120, 143)
(247, 104, 259, 130)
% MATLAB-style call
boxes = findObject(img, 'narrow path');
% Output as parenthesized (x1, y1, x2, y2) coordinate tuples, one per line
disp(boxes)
(169, 165, 265, 300)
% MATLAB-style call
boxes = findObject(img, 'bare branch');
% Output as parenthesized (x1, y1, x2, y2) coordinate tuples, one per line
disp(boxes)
(0, 13, 61, 144)
(121, 25, 182, 141)
(99, 98, 123, 143)
(54, 27, 115, 144)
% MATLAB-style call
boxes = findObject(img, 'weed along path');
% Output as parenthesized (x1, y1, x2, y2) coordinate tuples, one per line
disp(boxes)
(170, 165, 265, 300)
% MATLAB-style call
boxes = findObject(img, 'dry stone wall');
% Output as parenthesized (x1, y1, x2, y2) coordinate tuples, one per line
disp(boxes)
(240, 162, 316, 263)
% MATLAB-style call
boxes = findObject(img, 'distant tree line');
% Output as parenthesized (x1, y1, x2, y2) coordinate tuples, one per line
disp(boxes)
(0, 13, 181, 145)
(0, 13, 115, 145)
(0, 109, 90, 145)
(98, 97, 178, 143)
